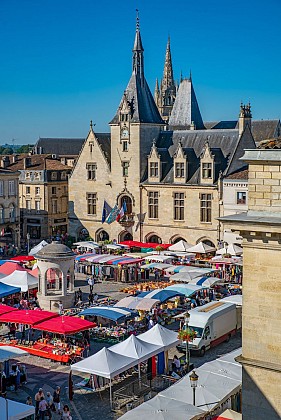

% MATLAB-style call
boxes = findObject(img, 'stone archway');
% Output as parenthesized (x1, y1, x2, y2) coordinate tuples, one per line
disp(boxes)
(119, 195, 133, 214)
(170, 235, 187, 244)
(96, 229, 109, 242)
(145, 232, 162, 244)
(119, 231, 133, 242)
(197, 237, 216, 248)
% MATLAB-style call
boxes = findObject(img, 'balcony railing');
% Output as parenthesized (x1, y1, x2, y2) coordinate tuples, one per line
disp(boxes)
(118, 213, 135, 227)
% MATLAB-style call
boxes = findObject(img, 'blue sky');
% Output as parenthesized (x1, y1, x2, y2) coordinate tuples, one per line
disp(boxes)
(0, 0, 280, 144)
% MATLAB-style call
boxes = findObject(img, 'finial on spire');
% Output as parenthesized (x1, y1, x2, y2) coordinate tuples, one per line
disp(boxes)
(90, 120, 96, 130)
(136, 9, 139, 31)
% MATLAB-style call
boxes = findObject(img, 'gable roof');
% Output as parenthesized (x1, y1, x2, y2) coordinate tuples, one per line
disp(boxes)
(33, 138, 85, 156)
(7, 154, 72, 171)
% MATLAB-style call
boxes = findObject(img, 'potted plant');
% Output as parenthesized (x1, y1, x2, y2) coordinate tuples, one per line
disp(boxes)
(178, 328, 197, 342)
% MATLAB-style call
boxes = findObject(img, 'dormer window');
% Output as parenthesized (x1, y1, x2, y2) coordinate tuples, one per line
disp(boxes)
(150, 162, 159, 178)
(202, 163, 212, 179)
(175, 162, 185, 178)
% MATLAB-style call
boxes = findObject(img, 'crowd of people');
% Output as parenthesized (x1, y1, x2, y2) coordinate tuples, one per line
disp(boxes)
(31, 386, 72, 419)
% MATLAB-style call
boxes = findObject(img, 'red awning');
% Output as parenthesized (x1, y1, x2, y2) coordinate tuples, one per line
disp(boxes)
(10, 256, 35, 263)
(33, 316, 95, 335)
(0, 304, 18, 315)
(0, 262, 30, 276)
(0, 309, 59, 326)
(116, 258, 144, 265)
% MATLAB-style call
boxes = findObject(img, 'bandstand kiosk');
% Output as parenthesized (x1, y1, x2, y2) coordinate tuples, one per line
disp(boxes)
(35, 241, 75, 312)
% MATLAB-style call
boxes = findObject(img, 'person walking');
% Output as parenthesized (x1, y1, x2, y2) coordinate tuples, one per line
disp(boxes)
(38, 396, 48, 419)
(53, 386, 61, 415)
(45, 391, 53, 419)
(35, 388, 45, 419)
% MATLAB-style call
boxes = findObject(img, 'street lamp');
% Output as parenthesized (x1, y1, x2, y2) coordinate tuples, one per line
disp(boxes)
(184, 311, 190, 371)
(189, 370, 199, 406)
(26, 232, 30, 254)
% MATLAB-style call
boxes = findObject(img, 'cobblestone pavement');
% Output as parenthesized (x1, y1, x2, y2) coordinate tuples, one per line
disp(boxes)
(6, 280, 242, 419)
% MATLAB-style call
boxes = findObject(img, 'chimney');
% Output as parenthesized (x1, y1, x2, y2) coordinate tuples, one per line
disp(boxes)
(239, 102, 252, 136)
(190, 121, 196, 130)
(12, 155, 18, 163)
(1, 156, 10, 168)
(23, 157, 32, 169)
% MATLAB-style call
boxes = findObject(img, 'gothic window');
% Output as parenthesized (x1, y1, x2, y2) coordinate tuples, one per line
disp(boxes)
(122, 161, 129, 177)
(87, 193, 97, 215)
(175, 162, 185, 178)
(122, 141, 128, 152)
(148, 192, 159, 219)
(200, 193, 212, 223)
(202, 163, 212, 179)
(150, 162, 159, 178)
(86, 163, 97, 180)
(237, 191, 247, 205)
(121, 195, 132, 214)
(174, 193, 184, 221)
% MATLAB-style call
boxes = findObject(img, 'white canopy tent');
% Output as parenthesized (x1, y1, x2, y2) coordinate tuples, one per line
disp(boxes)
(168, 240, 194, 252)
(188, 276, 221, 288)
(216, 244, 243, 256)
(1, 271, 38, 292)
(115, 296, 160, 311)
(143, 263, 174, 270)
(0, 397, 35, 420)
(143, 255, 174, 262)
(119, 394, 205, 419)
(178, 266, 215, 274)
(138, 323, 180, 351)
(221, 295, 242, 306)
(186, 242, 216, 254)
(169, 271, 203, 282)
(0, 346, 28, 362)
(110, 334, 162, 362)
(73, 241, 99, 251)
(29, 240, 48, 256)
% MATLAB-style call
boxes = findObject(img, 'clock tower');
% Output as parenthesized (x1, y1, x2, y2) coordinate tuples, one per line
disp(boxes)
(109, 13, 164, 240)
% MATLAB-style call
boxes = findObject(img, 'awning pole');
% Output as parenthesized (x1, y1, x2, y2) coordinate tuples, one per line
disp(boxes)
(138, 363, 141, 389)
(109, 378, 112, 409)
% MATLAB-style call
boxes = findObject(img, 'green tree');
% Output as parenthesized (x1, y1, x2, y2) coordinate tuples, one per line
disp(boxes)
(17, 144, 33, 153)
(2, 147, 13, 155)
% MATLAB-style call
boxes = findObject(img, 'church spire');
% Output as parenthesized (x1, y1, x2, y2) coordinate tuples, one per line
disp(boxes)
(161, 36, 174, 92)
(132, 9, 144, 83)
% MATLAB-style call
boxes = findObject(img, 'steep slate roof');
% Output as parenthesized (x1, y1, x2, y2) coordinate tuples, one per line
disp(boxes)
(251, 120, 281, 143)
(94, 133, 111, 166)
(33, 138, 85, 156)
(110, 26, 163, 125)
(204, 121, 237, 130)
(169, 79, 204, 129)
(144, 126, 255, 185)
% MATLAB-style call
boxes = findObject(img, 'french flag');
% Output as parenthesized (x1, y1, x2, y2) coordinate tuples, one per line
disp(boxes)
(117, 202, 126, 222)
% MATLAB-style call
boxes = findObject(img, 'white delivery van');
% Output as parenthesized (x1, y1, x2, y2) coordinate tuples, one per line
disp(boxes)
(177, 301, 237, 356)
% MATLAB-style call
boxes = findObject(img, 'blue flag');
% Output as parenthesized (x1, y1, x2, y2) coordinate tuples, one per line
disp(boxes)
(102, 200, 112, 224)
(106, 204, 120, 224)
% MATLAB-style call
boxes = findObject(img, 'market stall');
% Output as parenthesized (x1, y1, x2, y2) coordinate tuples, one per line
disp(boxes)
(0, 284, 21, 299)
(0, 397, 35, 420)
(0, 271, 38, 292)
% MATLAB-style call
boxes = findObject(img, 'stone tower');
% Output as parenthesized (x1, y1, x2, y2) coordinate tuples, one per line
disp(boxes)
(155, 37, 177, 122)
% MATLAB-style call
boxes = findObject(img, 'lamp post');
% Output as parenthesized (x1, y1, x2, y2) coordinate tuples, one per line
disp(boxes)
(184, 311, 190, 372)
(26, 232, 30, 254)
(189, 370, 199, 406)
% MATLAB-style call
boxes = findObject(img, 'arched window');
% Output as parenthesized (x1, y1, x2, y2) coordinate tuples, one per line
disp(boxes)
(96, 230, 109, 242)
(148, 234, 162, 244)
(45, 268, 62, 294)
(121, 195, 132, 214)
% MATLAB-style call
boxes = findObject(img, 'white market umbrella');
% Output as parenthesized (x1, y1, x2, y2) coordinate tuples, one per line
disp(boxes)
(29, 240, 48, 256)
(1, 270, 38, 292)
(120, 395, 205, 419)
(105, 244, 123, 250)
(168, 240, 194, 252)
(216, 244, 243, 256)
(115, 296, 160, 311)
(178, 266, 214, 274)
(186, 242, 216, 254)
(170, 271, 203, 282)
(189, 277, 220, 288)
(144, 255, 173, 262)
(217, 409, 242, 420)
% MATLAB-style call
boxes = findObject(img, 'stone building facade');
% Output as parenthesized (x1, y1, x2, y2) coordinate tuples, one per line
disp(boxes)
(68, 23, 257, 246)
(0, 162, 20, 246)
(220, 143, 281, 419)
(7, 154, 71, 242)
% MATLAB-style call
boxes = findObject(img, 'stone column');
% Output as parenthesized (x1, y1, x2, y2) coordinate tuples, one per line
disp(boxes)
(62, 270, 68, 296)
